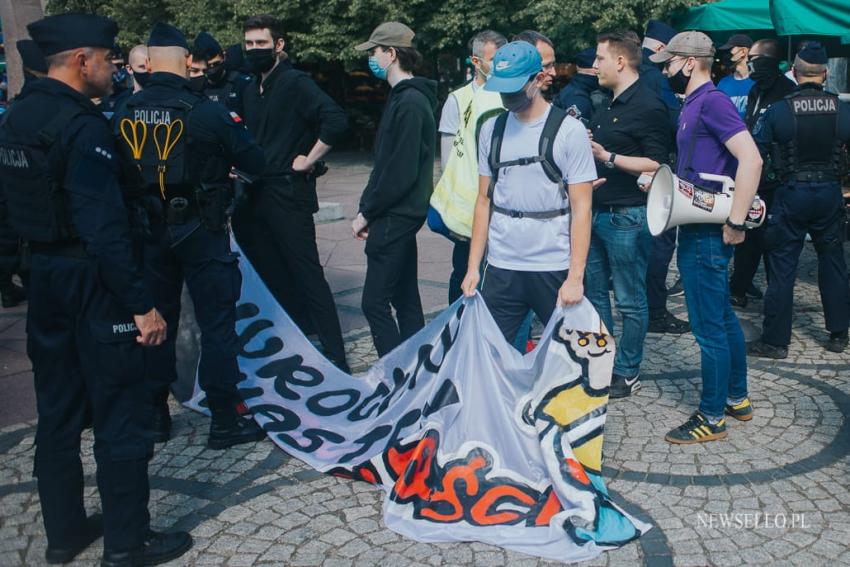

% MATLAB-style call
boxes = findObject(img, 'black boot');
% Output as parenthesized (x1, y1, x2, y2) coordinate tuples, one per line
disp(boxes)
(45, 513, 103, 564)
(827, 330, 849, 353)
(0, 281, 26, 308)
(207, 397, 266, 450)
(149, 391, 171, 444)
(101, 530, 192, 567)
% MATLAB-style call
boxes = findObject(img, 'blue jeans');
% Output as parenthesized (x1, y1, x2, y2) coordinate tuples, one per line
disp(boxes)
(585, 206, 653, 377)
(678, 225, 748, 419)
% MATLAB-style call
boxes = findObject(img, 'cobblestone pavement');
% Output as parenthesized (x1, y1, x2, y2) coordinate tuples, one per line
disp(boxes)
(2, 156, 850, 566)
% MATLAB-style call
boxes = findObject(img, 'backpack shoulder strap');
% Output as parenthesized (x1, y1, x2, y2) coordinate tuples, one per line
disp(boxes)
(539, 105, 569, 199)
(487, 111, 509, 200)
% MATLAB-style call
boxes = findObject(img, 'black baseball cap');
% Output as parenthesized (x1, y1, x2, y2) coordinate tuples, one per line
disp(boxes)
(719, 34, 753, 50)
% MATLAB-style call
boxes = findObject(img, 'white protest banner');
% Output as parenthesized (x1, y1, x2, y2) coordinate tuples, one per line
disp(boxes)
(186, 239, 649, 562)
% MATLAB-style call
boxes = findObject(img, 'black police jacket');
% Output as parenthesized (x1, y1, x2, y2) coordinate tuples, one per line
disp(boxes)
(114, 72, 265, 197)
(241, 60, 348, 212)
(0, 78, 153, 314)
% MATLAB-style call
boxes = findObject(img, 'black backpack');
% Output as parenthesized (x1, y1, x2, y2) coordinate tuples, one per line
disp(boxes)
(119, 94, 202, 199)
(487, 105, 570, 219)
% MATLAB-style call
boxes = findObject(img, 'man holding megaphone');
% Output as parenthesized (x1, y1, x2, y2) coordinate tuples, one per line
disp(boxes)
(649, 31, 763, 445)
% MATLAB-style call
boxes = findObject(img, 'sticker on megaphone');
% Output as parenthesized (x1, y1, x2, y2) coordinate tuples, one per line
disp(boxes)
(646, 165, 767, 236)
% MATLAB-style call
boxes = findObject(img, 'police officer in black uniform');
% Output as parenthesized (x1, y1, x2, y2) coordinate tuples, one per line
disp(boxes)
(0, 40, 46, 308)
(191, 31, 251, 113)
(0, 13, 191, 566)
(114, 23, 266, 447)
(553, 47, 610, 125)
(748, 42, 850, 358)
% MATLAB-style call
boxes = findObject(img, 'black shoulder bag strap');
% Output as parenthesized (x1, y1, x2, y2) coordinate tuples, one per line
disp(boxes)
(539, 105, 568, 200)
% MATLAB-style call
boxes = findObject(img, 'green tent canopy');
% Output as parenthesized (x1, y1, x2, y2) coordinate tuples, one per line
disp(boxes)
(675, 0, 773, 33)
(770, 0, 850, 42)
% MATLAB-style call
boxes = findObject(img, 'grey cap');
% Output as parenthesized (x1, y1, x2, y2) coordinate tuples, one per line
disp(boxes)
(355, 22, 415, 51)
(650, 31, 715, 63)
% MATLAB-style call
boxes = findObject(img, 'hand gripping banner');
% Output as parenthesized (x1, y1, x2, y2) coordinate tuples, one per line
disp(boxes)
(186, 239, 649, 562)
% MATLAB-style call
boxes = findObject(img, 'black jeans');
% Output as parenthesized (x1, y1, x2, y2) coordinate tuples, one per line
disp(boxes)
(232, 188, 346, 365)
(730, 191, 774, 297)
(646, 227, 677, 314)
(28, 253, 151, 552)
(449, 239, 470, 304)
(480, 265, 567, 344)
(362, 216, 425, 357)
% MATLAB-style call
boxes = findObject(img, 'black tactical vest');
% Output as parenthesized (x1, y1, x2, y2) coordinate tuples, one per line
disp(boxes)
(0, 105, 85, 242)
(119, 93, 203, 200)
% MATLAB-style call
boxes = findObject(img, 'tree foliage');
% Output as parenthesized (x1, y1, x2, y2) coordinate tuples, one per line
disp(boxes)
(48, 0, 703, 61)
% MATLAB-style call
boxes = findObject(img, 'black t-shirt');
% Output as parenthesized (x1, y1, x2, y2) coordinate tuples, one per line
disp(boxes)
(589, 78, 671, 206)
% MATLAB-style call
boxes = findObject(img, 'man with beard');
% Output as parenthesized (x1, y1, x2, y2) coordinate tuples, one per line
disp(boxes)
(729, 39, 796, 308)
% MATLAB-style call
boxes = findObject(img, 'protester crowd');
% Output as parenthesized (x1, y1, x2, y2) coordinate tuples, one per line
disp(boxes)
(0, 9, 848, 565)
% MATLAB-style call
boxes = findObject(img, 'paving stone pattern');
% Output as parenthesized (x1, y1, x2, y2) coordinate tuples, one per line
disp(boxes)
(1, 154, 849, 566)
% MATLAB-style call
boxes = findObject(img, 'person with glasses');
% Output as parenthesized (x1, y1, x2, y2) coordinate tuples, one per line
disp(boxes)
(651, 31, 762, 444)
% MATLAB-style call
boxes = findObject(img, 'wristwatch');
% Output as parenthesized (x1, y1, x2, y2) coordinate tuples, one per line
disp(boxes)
(604, 152, 617, 169)
(725, 217, 747, 231)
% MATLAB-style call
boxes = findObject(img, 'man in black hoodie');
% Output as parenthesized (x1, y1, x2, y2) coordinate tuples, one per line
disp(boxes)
(352, 22, 437, 357)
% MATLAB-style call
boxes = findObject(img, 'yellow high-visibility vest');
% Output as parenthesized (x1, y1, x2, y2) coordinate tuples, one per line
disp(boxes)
(431, 82, 504, 238)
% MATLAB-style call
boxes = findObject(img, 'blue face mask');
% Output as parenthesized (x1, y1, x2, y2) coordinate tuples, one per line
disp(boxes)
(368, 56, 388, 80)
(112, 68, 129, 86)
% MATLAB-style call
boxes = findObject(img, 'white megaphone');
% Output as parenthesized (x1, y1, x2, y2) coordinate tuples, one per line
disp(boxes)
(646, 164, 767, 237)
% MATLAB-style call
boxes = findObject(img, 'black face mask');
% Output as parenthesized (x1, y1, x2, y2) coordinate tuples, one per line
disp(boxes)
(205, 62, 227, 85)
(719, 50, 735, 70)
(245, 48, 276, 74)
(748, 56, 779, 85)
(133, 71, 151, 88)
(188, 75, 207, 92)
(667, 65, 692, 95)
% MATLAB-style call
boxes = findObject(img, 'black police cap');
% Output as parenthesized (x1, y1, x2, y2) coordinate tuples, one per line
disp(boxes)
(16, 39, 47, 74)
(27, 13, 118, 57)
(192, 31, 222, 60)
(148, 22, 189, 50)
(798, 41, 828, 65)
(573, 47, 596, 69)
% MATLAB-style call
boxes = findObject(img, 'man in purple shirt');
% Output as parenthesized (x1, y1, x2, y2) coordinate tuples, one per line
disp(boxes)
(650, 32, 763, 444)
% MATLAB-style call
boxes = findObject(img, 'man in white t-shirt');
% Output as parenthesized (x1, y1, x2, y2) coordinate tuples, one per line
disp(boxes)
(461, 41, 596, 342)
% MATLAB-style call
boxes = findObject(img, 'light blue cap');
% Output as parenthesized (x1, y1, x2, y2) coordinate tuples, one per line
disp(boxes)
(484, 41, 543, 93)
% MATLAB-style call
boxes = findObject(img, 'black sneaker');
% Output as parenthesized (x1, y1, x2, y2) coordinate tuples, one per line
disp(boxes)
(746, 283, 764, 300)
(609, 373, 641, 399)
(101, 530, 192, 567)
(665, 412, 727, 444)
(0, 282, 26, 308)
(747, 340, 788, 359)
(648, 310, 690, 334)
(730, 294, 748, 308)
(826, 331, 849, 353)
(46, 513, 103, 564)
(666, 279, 684, 297)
